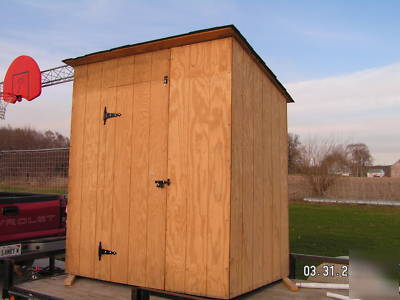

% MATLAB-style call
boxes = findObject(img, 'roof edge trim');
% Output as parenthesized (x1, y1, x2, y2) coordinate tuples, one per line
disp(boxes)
(63, 25, 294, 103)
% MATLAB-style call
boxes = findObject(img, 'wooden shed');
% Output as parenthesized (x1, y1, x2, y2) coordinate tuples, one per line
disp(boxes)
(64, 25, 293, 299)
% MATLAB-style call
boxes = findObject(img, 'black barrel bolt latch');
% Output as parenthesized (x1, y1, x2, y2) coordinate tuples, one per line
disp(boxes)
(155, 179, 171, 188)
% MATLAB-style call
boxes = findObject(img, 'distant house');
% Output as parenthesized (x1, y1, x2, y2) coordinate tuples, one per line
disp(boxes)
(391, 160, 400, 178)
(366, 165, 391, 177)
(367, 168, 385, 178)
(328, 163, 351, 176)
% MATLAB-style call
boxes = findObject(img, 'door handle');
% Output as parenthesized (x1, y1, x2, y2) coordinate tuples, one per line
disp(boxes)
(3, 206, 19, 216)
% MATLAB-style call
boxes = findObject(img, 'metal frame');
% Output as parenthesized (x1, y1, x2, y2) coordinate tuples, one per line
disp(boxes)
(41, 65, 74, 87)
(1, 248, 65, 299)
(7, 286, 64, 300)
(130, 253, 351, 300)
(130, 280, 283, 300)
(0, 65, 74, 100)
(2, 253, 351, 300)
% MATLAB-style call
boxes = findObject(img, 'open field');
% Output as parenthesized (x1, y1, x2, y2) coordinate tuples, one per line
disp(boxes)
(0, 177, 68, 194)
(0, 148, 68, 194)
(290, 202, 400, 279)
(0, 184, 67, 195)
(289, 175, 400, 201)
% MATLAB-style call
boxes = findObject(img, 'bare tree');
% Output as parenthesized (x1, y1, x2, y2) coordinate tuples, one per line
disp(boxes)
(0, 126, 70, 150)
(346, 143, 373, 177)
(288, 133, 302, 174)
(298, 139, 349, 197)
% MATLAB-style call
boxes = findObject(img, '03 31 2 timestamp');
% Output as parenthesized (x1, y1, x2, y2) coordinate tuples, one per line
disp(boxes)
(303, 265, 349, 277)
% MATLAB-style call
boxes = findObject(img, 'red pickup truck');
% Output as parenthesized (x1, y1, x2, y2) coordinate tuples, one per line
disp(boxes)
(0, 192, 66, 257)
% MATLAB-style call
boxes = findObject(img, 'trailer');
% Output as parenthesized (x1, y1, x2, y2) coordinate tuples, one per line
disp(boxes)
(1, 238, 65, 299)
(3, 254, 350, 300)
(6, 275, 344, 300)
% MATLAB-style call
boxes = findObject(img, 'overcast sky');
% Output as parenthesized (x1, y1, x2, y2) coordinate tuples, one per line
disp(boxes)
(1, 0, 399, 165)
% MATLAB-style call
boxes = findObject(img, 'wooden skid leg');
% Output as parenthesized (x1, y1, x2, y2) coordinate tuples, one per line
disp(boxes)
(64, 274, 77, 286)
(282, 277, 299, 292)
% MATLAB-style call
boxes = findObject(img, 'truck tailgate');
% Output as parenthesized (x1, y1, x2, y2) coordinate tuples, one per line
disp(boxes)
(0, 193, 65, 243)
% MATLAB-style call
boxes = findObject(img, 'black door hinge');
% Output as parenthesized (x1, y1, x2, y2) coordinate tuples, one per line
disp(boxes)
(103, 106, 122, 125)
(155, 179, 171, 188)
(98, 242, 117, 261)
(163, 76, 168, 85)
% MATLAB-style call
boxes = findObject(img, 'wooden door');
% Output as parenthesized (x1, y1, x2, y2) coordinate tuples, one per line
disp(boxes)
(67, 49, 171, 290)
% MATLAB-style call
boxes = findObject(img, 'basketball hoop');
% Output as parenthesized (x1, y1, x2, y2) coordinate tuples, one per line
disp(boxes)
(0, 55, 42, 120)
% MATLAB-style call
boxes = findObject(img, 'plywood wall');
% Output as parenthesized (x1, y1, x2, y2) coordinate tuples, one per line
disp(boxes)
(166, 38, 232, 299)
(67, 36, 288, 300)
(230, 39, 289, 298)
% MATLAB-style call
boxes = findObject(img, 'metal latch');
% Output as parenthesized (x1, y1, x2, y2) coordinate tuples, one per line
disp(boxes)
(163, 76, 168, 85)
(98, 242, 117, 261)
(103, 106, 122, 125)
(155, 179, 171, 188)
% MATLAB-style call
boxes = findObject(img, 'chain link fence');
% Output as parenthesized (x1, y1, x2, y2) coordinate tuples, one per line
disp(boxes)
(0, 148, 69, 194)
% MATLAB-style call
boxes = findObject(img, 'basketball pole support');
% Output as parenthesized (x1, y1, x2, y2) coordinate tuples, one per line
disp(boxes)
(0, 64, 74, 100)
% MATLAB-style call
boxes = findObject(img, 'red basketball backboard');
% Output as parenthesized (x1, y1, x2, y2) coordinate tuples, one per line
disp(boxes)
(3, 55, 42, 103)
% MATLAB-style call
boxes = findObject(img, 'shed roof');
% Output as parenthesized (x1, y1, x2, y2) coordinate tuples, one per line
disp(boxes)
(63, 25, 294, 103)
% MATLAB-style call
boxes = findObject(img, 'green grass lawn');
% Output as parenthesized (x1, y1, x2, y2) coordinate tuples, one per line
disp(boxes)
(0, 184, 67, 195)
(289, 202, 400, 279)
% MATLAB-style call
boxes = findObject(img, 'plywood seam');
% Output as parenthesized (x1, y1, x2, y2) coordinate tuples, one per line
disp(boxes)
(268, 80, 274, 283)
(254, 67, 265, 289)
(277, 91, 282, 278)
(239, 45, 245, 296)
(261, 77, 265, 285)
(108, 62, 116, 280)
(248, 71, 255, 287)
(162, 49, 172, 290)
(120, 79, 134, 282)
(251, 65, 255, 290)
(204, 75, 211, 296)
(280, 100, 289, 277)
(144, 53, 154, 287)
(77, 66, 89, 275)
(92, 62, 105, 276)
(126, 56, 136, 285)
(228, 37, 233, 297)
(240, 46, 245, 295)
(183, 47, 191, 294)
(97, 59, 119, 280)
(226, 46, 232, 299)
(106, 84, 117, 279)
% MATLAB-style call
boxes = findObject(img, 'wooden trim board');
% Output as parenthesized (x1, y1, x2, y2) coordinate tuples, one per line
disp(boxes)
(63, 25, 294, 104)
